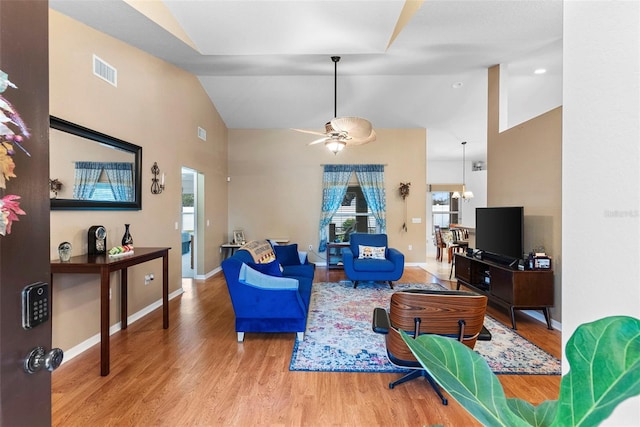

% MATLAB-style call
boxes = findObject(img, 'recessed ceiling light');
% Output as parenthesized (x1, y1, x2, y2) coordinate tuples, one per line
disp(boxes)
(534, 68, 547, 75)
(452, 82, 463, 89)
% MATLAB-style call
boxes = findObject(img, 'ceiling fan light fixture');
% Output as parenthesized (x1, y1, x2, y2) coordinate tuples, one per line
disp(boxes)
(296, 56, 375, 153)
(325, 139, 346, 154)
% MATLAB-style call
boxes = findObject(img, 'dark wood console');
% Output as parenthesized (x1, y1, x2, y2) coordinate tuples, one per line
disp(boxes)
(51, 247, 170, 376)
(454, 253, 554, 330)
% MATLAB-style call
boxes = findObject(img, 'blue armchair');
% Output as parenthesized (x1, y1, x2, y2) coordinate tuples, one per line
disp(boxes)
(342, 233, 405, 289)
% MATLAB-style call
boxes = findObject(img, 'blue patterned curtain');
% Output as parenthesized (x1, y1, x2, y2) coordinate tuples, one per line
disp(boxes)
(103, 162, 134, 201)
(354, 164, 386, 233)
(72, 162, 102, 199)
(318, 165, 353, 252)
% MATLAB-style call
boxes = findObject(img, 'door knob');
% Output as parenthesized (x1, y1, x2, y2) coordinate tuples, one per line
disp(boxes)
(44, 347, 64, 371)
(24, 346, 64, 374)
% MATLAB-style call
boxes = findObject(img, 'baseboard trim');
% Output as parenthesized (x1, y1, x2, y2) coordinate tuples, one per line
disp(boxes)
(405, 262, 426, 268)
(522, 309, 562, 331)
(196, 266, 221, 280)
(60, 287, 185, 363)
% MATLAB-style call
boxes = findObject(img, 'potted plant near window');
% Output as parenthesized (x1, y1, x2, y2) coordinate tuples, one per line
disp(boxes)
(401, 316, 640, 426)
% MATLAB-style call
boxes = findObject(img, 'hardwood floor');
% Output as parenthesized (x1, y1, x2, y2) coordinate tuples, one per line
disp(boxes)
(52, 267, 561, 426)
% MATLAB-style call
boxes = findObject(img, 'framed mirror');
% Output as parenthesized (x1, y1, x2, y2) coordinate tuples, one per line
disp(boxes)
(50, 116, 142, 210)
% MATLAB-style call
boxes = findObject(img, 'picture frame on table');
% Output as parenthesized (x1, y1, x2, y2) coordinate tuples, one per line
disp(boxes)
(233, 230, 245, 245)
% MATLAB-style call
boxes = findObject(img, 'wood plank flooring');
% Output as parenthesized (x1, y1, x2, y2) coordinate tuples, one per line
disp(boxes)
(52, 267, 561, 426)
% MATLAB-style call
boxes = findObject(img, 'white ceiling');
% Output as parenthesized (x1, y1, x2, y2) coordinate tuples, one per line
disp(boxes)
(49, 0, 563, 161)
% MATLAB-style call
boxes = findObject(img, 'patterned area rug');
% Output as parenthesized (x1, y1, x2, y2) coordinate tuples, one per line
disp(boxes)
(290, 281, 561, 375)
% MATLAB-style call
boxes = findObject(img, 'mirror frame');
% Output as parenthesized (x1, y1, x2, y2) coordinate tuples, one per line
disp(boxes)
(50, 116, 143, 210)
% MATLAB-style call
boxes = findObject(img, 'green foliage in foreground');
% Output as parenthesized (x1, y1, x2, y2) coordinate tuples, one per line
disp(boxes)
(401, 316, 640, 427)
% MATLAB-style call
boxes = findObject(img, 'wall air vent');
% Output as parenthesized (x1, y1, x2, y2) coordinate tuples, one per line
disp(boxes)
(93, 55, 117, 87)
(197, 127, 207, 141)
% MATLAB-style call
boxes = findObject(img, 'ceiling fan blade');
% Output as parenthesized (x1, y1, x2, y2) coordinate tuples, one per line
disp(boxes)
(347, 129, 377, 146)
(331, 117, 374, 140)
(292, 128, 327, 136)
(307, 136, 329, 146)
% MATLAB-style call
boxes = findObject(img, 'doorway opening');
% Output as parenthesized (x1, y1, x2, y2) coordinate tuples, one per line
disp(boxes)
(181, 167, 199, 278)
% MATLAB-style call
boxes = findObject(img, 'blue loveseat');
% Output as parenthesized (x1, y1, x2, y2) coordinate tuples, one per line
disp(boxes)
(221, 242, 315, 342)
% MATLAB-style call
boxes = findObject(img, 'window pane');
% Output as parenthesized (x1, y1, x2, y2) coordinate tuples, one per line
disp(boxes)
(330, 185, 376, 242)
(90, 182, 116, 201)
(432, 191, 450, 207)
(432, 191, 459, 231)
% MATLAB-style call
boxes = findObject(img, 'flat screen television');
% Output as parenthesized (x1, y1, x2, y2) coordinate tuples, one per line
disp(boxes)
(475, 206, 524, 264)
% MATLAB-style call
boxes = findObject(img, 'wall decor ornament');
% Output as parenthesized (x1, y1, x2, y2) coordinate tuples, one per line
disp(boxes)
(399, 182, 411, 199)
(399, 182, 411, 232)
(151, 162, 164, 194)
(0, 69, 29, 236)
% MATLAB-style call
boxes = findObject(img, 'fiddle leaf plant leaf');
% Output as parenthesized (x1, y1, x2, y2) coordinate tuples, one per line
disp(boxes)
(507, 398, 557, 426)
(400, 331, 530, 427)
(552, 316, 640, 427)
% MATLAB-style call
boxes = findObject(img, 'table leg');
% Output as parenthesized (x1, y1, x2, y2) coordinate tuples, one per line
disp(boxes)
(542, 307, 553, 329)
(100, 267, 110, 376)
(120, 268, 128, 329)
(163, 252, 169, 329)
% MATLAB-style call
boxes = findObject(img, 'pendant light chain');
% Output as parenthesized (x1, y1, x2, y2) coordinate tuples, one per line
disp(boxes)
(462, 141, 467, 187)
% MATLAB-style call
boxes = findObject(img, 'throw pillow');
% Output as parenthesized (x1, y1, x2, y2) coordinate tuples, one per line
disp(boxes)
(358, 245, 386, 260)
(240, 240, 276, 263)
(274, 244, 301, 266)
(248, 260, 283, 277)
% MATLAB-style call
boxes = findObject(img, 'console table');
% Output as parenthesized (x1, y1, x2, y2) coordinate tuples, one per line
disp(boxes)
(221, 239, 291, 260)
(220, 243, 242, 259)
(454, 253, 554, 330)
(51, 247, 171, 376)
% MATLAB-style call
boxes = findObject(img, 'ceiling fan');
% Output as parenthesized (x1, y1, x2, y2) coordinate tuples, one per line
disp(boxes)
(294, 56, 376, 154)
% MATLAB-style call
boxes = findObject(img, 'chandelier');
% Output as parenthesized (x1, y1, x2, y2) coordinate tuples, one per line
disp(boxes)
(452, 141, 474, 200)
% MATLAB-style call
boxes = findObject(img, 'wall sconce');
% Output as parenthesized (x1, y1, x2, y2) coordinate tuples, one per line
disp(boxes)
(151, 162, 165, 194)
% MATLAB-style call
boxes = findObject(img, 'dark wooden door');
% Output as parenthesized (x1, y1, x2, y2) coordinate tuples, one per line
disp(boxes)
(0, 2, 51, 425)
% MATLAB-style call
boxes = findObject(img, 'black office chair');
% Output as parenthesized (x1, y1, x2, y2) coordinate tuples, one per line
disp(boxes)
(373, 289, 490, 405)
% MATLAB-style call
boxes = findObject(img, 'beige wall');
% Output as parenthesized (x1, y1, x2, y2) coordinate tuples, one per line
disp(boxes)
(487, 65, 563, 323)
(49, 10, 228, 351)
(228, 128, 427, 263)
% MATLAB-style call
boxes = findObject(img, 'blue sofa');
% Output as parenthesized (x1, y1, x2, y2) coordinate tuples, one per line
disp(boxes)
(342, 233, 405, 289)
(221, 243, 315, 342)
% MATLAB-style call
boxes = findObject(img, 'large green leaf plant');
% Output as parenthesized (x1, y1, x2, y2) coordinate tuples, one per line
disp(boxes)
(401, 316, 640, 426)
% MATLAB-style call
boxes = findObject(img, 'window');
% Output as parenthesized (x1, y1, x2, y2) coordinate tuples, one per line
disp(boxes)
(329, 185, 377, 242)
(432, 191, 459, 230)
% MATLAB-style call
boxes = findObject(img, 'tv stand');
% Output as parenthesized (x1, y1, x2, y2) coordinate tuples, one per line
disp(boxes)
(454, 253, 554, 330)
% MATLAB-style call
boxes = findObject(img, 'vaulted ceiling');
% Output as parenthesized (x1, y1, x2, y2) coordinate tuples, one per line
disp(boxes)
(50, 0, 563, 161)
